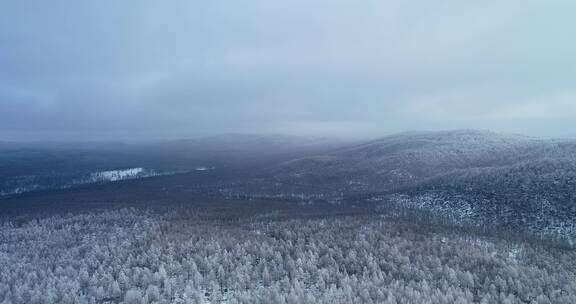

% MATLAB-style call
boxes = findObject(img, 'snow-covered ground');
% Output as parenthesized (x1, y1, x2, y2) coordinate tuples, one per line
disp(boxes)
(87, 168, 148, 182)
(0, 186, 40, 197)
(1, 168, 169, 197)
(195, 166, 213, 171)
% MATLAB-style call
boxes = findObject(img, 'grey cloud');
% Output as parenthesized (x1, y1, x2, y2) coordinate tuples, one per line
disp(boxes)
(1, 0, 575, 141)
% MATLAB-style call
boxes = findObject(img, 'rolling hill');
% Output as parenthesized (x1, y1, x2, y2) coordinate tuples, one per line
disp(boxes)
(2, 130, 575, 239)
(266, 130, 576, 238)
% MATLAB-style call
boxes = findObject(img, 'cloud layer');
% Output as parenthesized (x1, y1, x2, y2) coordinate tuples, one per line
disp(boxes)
(1, 0, 575, 140)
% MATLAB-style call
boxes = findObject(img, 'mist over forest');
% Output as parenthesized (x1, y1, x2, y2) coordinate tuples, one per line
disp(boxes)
(2, 0, 576, 303)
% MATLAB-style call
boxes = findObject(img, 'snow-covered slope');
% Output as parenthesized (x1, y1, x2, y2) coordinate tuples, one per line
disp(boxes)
(0, 168, 172, 197)
(272, 130, 569, 191)
(80, 168, 151, 183)
(266, 130, 576, 238)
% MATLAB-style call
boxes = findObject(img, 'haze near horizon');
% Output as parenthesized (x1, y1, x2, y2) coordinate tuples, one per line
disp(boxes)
(1, 0, 575, 141)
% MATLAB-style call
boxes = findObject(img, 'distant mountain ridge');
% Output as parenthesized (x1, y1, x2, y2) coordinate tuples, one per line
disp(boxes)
(2, 130, 575, 238)
(0, 134, 354, 197)
(271, 130, 544, 189)
(266, 130, 576, 238)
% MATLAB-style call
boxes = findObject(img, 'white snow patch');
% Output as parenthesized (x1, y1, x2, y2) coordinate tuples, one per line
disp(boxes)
(508, 247, 522, 260)
(74, 168, 158, 184)
(92, 168, 146, 181)
(195, 166, 212, 171)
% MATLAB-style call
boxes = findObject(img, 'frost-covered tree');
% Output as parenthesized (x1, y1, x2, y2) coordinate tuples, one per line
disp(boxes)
(0, 207, 575, 304)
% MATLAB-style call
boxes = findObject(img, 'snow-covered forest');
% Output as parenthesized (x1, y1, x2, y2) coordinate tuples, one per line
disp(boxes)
(1, 205, 574, 304)
(3, 0, 576, 299)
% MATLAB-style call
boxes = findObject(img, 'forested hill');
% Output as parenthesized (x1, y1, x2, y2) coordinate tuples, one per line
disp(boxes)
(2, 130, 575, 238)
(266, 130, 576, 238)
(0, 134, 353, 197)
(271, 130, 556, 190)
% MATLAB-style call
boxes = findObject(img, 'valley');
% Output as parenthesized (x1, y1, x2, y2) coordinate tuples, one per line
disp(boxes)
(1, 130, 575, 303)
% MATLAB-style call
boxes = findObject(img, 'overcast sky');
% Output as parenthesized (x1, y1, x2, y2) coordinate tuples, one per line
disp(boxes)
(1, 0, 575, 141)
